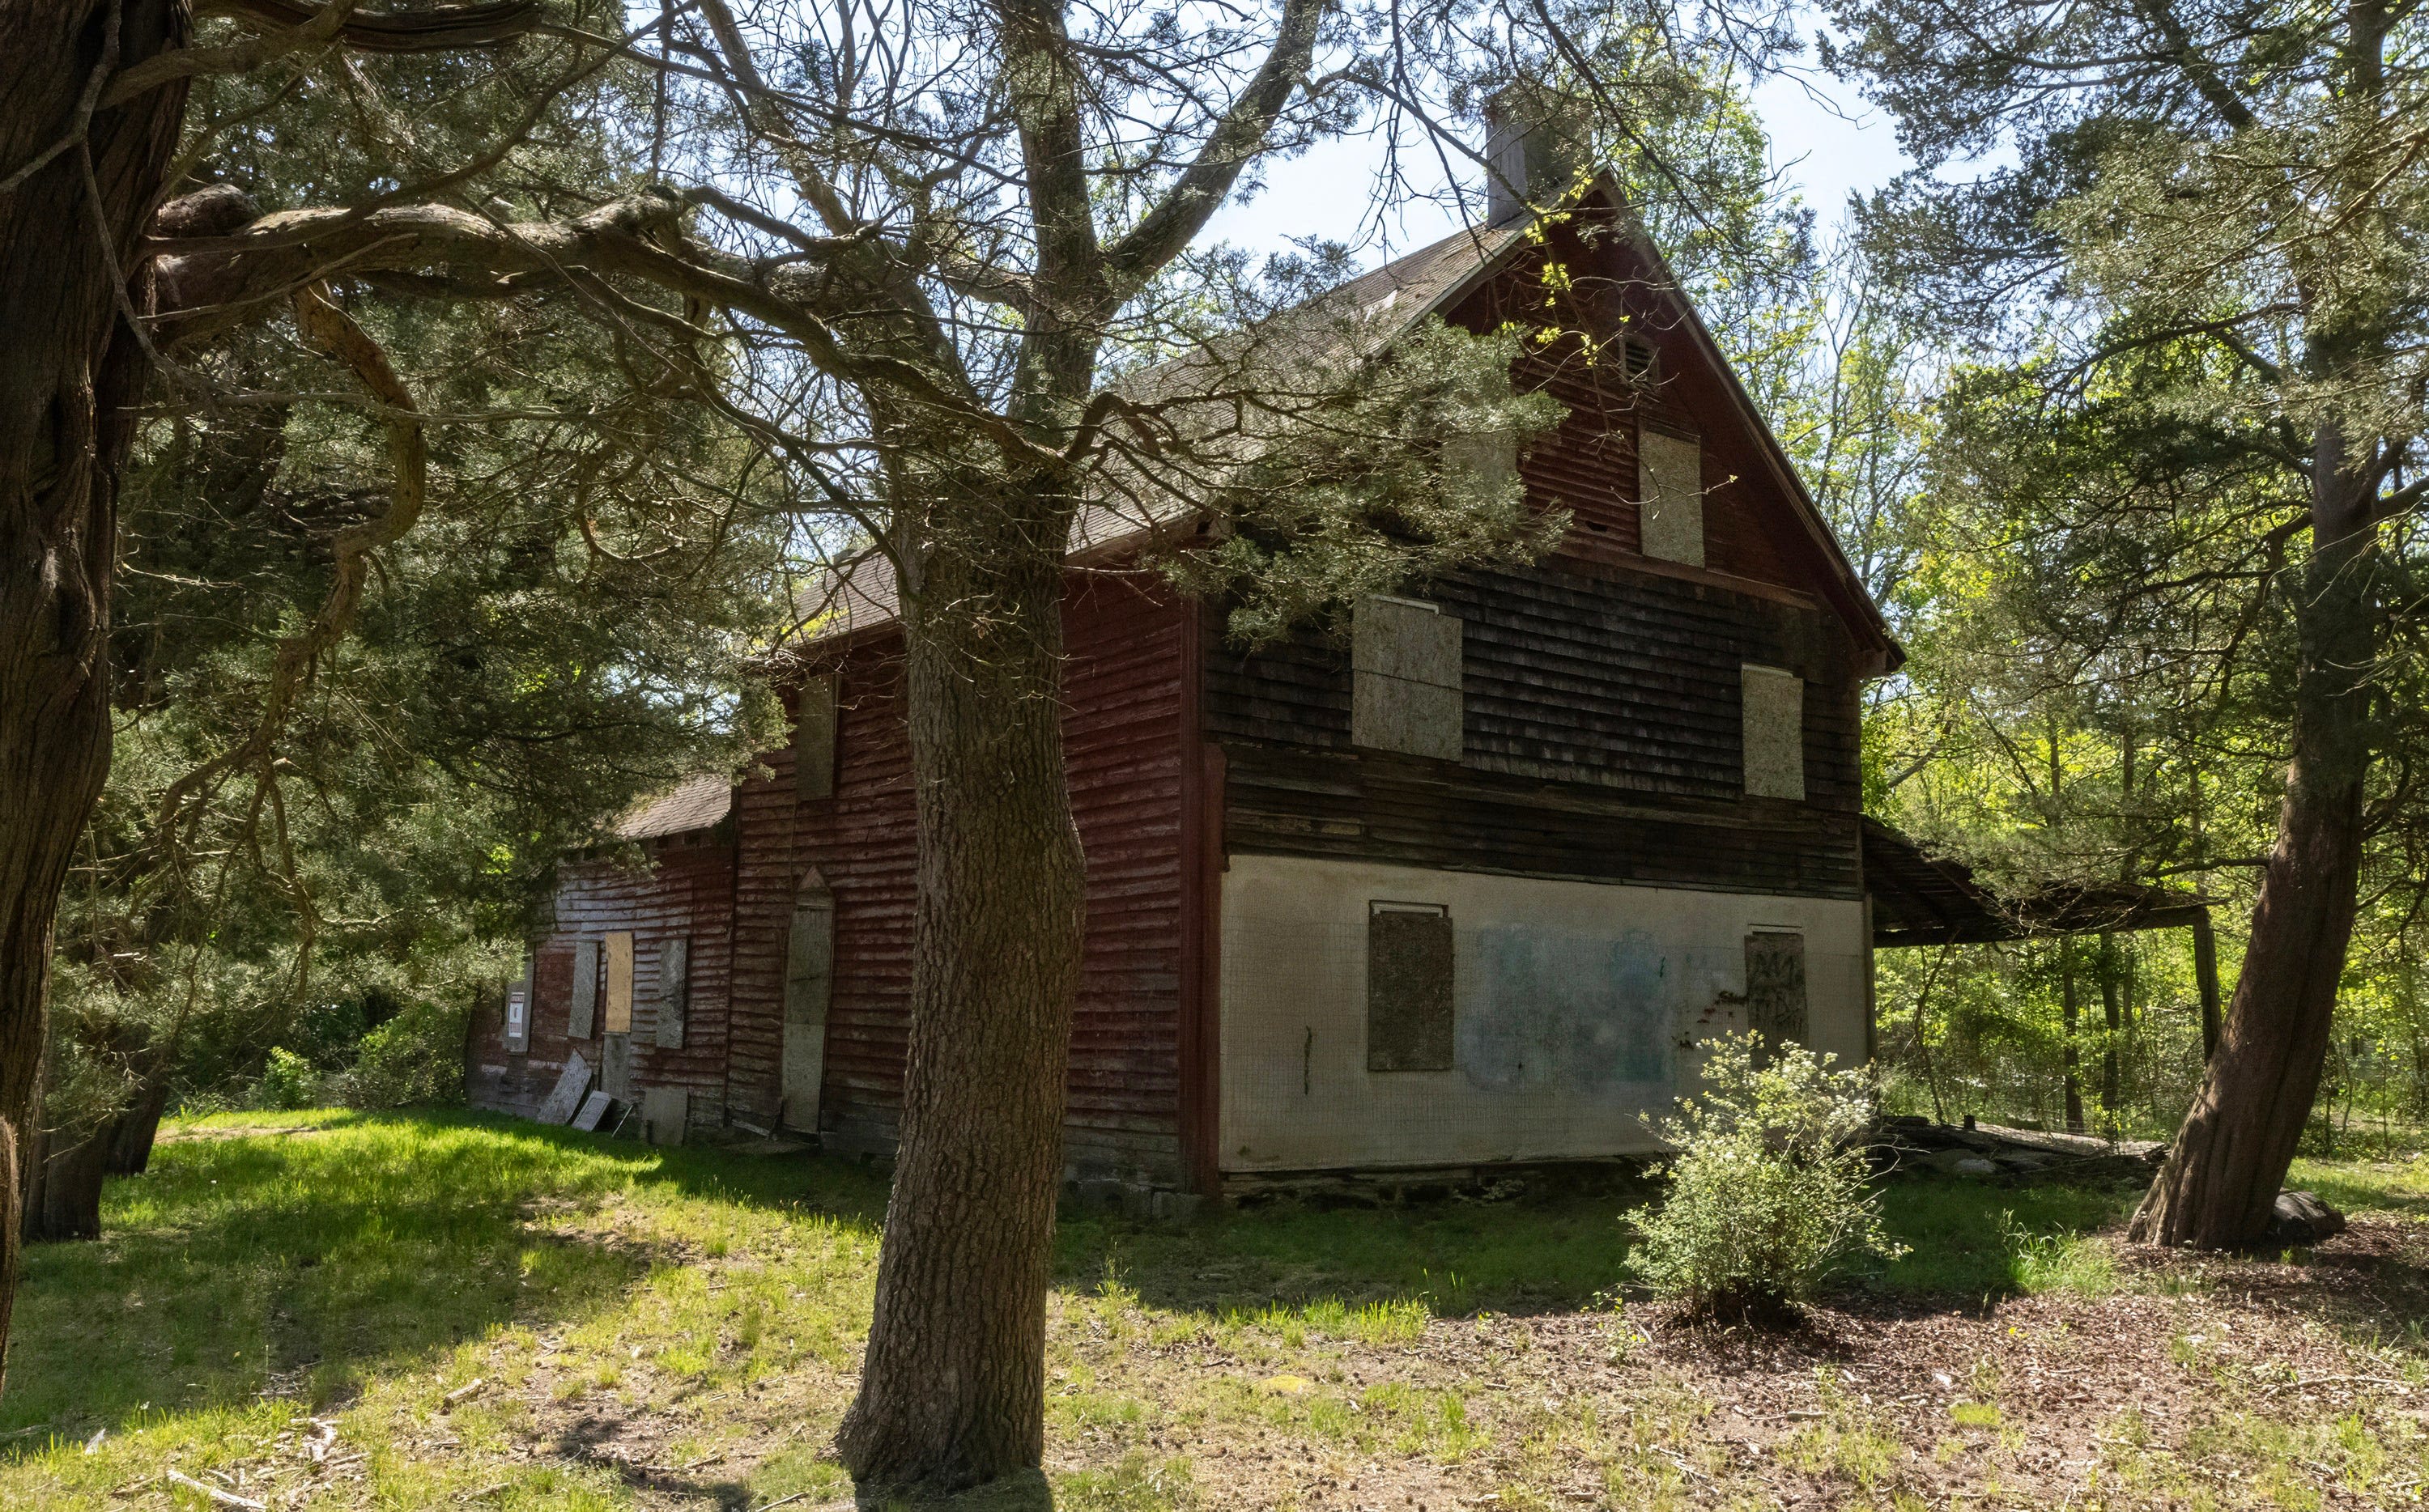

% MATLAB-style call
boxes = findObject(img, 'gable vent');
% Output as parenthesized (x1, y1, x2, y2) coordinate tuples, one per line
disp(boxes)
(1622, 336, 1659, 382)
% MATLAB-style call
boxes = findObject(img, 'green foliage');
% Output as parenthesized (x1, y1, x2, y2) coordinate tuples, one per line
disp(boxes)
(338, 996, 471, 1111)
(1626, 1034, 1905, 1319)
(1157, 316, 1568, 642)
(253, 1047, 321, 1112)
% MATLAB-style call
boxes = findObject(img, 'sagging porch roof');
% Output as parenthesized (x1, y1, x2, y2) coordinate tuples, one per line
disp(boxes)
(1864, 816, 2211, 949)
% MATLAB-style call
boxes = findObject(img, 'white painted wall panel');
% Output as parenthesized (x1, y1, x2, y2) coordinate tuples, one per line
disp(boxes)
(1218, 852, 1869, 1171)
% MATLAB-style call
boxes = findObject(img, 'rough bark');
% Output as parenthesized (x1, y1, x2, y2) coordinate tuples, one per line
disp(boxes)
(2131, 435, 2377, 1247)
(0, 0, 190, 1387)
(19, 1124, 109, 1244)
(834, 484, 1086, 1504)
(105, 1070, 171, 1175)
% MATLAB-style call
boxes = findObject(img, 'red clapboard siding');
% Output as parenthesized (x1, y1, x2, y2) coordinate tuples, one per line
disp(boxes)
(1440, 219, 1822, 601)
(468, 831, 737, 1123)
(726, 568, 1190, 1183)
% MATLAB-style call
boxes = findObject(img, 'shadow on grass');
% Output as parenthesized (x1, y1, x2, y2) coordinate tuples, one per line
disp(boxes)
(1059, 1170, 1658, 1321)
(1055, 1166, 2154, 1324)
(1, 1108, 891, 1439)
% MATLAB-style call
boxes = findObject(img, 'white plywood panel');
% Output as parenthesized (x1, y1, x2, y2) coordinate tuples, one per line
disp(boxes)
(1637, 428, 1704, 567)
(536, 1050, 592, 1125)
(1741, 663, 1806, 800)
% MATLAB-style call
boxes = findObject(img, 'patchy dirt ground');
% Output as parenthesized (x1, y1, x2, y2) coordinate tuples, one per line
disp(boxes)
(1019, 1217, 2429, 1510)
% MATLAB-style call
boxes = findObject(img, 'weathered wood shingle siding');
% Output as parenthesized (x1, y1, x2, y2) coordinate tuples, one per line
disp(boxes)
(726, 571, 1192, 1183)
(468, 835, 736, 1122)
(1209, 567, 1864, 897)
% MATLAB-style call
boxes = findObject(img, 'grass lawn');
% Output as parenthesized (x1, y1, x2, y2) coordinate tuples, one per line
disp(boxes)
(1, 1109, 2424, 1509)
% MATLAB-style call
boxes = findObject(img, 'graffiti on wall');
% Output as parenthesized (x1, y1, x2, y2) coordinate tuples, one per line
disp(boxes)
(1458, 925, 1674, 1094)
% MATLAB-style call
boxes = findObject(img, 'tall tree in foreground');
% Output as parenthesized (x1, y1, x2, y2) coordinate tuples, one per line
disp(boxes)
(0, 0, 568, 1388)
(0, 0, 194, 1378)
(1827, 0, 2429, 1243)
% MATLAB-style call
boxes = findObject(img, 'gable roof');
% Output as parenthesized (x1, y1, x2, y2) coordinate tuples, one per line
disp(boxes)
(785, 189, 1897, 669)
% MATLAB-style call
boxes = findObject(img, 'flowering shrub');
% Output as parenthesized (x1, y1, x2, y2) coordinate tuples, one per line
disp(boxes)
(1626, 1033, 1904, 1321)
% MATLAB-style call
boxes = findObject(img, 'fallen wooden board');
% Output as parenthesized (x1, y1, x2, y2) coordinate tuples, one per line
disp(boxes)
(570, 1091, 613, 1132)
(535, 1051, 592, 1126)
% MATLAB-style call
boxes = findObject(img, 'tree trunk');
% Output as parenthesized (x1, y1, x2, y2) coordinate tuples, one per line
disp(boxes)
(0, 0, 191, 1387)
(836, 489, 1086, 1505)
(2060, 939, 2086, 1134)
(2132, 435, 2377, 1247)
(20, 1123, 109, 1244)
(106, 1066, 172, 1176)
(2099, 932, 2121, 1139)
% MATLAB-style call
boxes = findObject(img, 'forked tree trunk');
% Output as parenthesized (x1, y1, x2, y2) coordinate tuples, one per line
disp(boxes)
(0, 0, 190, 1384)
(836, 491, 1087, 1504)
(2132, 435, 2378, 1247)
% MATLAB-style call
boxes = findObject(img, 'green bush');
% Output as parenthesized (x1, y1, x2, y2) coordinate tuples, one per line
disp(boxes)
(337, 996, 468, 1111)
(1625, 1032, 1904, 1321)
(253, 1047, 322, 1111)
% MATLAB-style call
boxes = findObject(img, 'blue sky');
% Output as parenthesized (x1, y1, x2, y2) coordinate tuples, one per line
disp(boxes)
(1202, 63, 1912, 265)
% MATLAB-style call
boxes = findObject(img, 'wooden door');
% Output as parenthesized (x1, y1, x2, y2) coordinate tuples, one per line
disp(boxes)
(782, 880, 834, 1132)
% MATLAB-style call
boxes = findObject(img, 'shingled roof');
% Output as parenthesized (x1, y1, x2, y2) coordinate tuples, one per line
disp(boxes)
(785, 220, 1536, 650)
(611, 771, 733, 841)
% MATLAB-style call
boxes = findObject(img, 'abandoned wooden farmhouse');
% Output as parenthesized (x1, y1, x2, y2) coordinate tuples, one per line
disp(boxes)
(471, 172, 1924, 1195)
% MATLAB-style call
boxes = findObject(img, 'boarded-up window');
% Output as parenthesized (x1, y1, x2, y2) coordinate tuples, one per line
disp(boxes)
(603, 931, 635, 1034)
(1745, 932, 1808, 1060)
(783, 882, 835, 1132)
(1368, 902, 1454, 1072)
(1638, 428, 1704, 567)
(1741, 663, 1806, 801)
(1351, 597, 1462, 762)
(654, 935, 690, 1049)
(794, 673, 838, 800)
(1444, 427, 1517, 502)
(568, 938, 600, 1039)
(504, 958, 532, 1051)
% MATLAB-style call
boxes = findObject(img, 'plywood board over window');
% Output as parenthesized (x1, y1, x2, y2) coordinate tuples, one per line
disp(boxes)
(1637, 428, 1705, 567)
(794, 673, 839, 800)
(603, 931, 635, 1034)
(654, 935, 690, 1049)
(1444, 427, 1517, 501)
(567, 938, 600, 1039)
(1368, 901, 1455, 1072)
(1740, 663, 1806, 801)
(1351, 596, 1463, 762)
(1744, 931, 1808, 1062)
(783, 876, 835, 1132)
